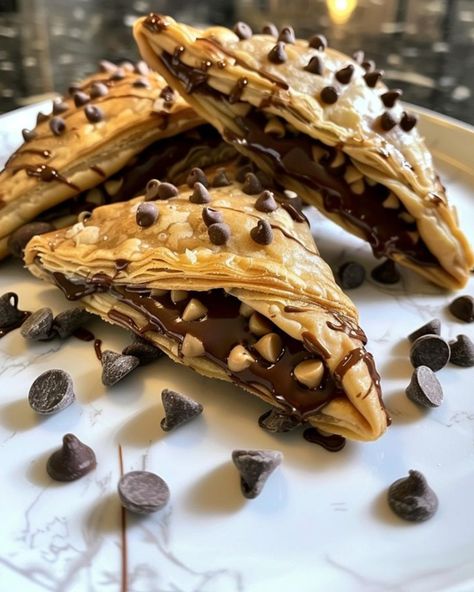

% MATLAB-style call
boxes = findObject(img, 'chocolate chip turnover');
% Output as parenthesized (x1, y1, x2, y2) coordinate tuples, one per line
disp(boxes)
(133, 14, 473, 289)
(25, 165, 388, 441)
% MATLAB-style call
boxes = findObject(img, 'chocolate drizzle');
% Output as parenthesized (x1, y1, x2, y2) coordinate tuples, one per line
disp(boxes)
(229, 77, 248, 104)
(18, 164, 79, 190)
(327, 311, 367, 344)
(303, 427, 346, 451)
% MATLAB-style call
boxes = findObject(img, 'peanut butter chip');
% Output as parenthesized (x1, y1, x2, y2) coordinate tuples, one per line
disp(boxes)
(181, 333, 205, 357)
(294, 359, 324, 388)
(227, 345, 255, 372)
(254, 333, 283, 363)
(181, 298, 208, 322)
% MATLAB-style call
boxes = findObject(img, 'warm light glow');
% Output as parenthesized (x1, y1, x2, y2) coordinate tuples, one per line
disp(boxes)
(326, 0, 357, 25)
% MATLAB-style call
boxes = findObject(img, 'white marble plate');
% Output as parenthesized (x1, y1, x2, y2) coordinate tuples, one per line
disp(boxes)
(0, 103, 473, 592)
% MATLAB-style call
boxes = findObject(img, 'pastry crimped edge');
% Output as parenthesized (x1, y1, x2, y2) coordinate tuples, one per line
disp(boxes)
(133, 15, 474, 289)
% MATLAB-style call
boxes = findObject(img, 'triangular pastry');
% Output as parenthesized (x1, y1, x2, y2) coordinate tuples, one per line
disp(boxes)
(133, 15, 473, 289)
(25, 162, 388, 441)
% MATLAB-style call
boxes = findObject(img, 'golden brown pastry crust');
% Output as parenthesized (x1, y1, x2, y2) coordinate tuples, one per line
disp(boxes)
(133, 15, 473, 289)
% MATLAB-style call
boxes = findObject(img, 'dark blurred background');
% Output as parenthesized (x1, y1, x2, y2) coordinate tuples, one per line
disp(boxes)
(0, 0, 473, 123)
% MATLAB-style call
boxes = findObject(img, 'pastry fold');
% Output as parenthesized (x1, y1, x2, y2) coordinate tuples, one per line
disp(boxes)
(25, 164, 388, 441)
(133, 14, 473, 289)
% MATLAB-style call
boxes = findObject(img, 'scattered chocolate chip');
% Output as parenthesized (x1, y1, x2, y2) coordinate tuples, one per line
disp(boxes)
(381, 89, 402, 108)
(90, 81, 109, 98)
(337, 261, 366, 289)
(53, 308, 93, 339)
(135, 60, 149, 75)
(352, 50, 364, 63)
(110, 67, 125, 80)
(335, 64, 354, 84)
(380, 111, 397, 131)
(251, 219, 273, 245)
(73, 91, 90, 107)
(235, 163, 254, 183)
(405, 365, 443, 407)
(388, 470, 438, 522)
(136, 202, 159, 228)
(20, 307, 55, 341)
(99, 59, 117, 73)
(361, 59, 375, 72)
(208, 222, 231, 246)
(122, 337, 163, 365)
(303, 427, 346, 451)
(233, 21, 252, 40)
(36, 111, 48, 124)
(255, 190, 278, 213)
(52, 99, 68, 115)
(262, 22, 278, 36)
(133, 77, 150, 88)
(268, 42, 287, 64)
(190, 182, 211, 204)
(304, 55, 323, 75)
(47, 434, 96, 481)
(278, 26, 295, 44)
(364, 70, 383, 87)
(371, 259, 400, 284)
(410, 334, 450, 372)
(449, 334, 474, 367)
(308, 34, 327, 50)
(145, 178, 160, 200)
(320, 86, 338, 104)
(211, 168, 232, 187)
(202, 207, 223, 227)
(258, 409, 300, 432)
(8, 221, 53, 258)
(449, 295, 473, 323)
(187, 167, 208, 189)
(21, 128, 37, 142)
(400, 111, 418, 132)
(160, 388, 203, 431)
(408, 319, 441, 343)
(118, 470, 170, 514)
(28, 369, 75, 415)
(101, 350, 140, 386)
(156, 182, 178, 200)
(232, 449, 283, 499)
(84, 105, 104, 123)
(0, 292, 29, 330)
(242, 172, 263, 195)
(49, 117, 66, 136)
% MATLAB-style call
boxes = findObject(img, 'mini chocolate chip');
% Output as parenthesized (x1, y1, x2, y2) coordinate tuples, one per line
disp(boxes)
(36, 111, 48, 124)
(268, 42, 287, 64)
(0, 292, 27, 329)
(258, 409, 300, 432)
(22, 128, 37, 142)
(405, 365, 443, 407)
(262, 22, 278, 36)
(449, 295, 474, 323)
(73, 91, 90, 107)
(211, 168, 232, 187)
(52, 99, 69, 114)
(233, 21, 252, 40)
(251, 219, 273, 245)
(110, 67, 125, 80)
(278, 26, 295, 44)
(337, 261, 366, 289)
(90, 81, 109, 98)
(21, 307, 55, 341)
(304, 55, 323, 75)
(242, 172, 263, 195)
(335, 64, 354, 84)
(145, 179, 160, 200)
(410, 334, 450, 372)
(190, 182, 211, 204)
(232, 449, 283, 499)
(8, 221, 53, 258)
(364, 70, 383, 87)
(156, 182, 178, 200)
(380, 111, 397, 131)
(136, 202, 159, 227)
(47, 434, 97, 481)
(308, 34, 327, 50)
(381, 89, 402, 108)
(53, 308, 93, 339)
(371, 259, 400, 284)
(133, 77, 150, 88)
(320, 86, 338, 104)
(118, 471, 170, 514)
(101, 350, 140, 386)
(84, 105, 104, 123)
(28, 369, 75, 415)
(408, 319, 441, 343)
(49, 116, 66, 136)
(99, 59, 117, 73)
(400, 111, 418, 132)
(235, 163, 254, 183)
(160, 388, 203, 431)
(208, 222, 231, 245)
(352, 50, 364, 63)
(255, 190, 278, 213)
(449, 334, 474, 367)
(135, 60, 149, 75)
(362, 59, 376, 72)
(388, 470, 438, 522)
(202, 207, 224, 227)
(187, 167, 208, 189)
(122, 337, 162, 365)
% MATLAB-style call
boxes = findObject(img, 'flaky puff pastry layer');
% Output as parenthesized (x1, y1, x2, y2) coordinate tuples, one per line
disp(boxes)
(133, 15, 473, 289)
(0, 60, 203, 259)
(25, 175, 388, 441)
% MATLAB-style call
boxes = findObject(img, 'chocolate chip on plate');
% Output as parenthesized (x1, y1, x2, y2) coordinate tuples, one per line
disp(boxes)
(189, 182, 211, 204)
(405, 365, 443, 407)
(0, 292, 29, 331)
(118, 470, 170, 514)
(208, 222, 231, 245)
(449, 295, 474, 323)
(47, 434, 96, 481)
(408, 318, 441, 343)
(122, 337, 163, 365)
(28, 369, 75, 415)
(337, 261, 365, 289)
(20, 307, 55, 341)
(187, 167, 208, 189)
(160, 388, 203, 431)
(136, 202, 159, 228)
(449, 334, 474, 367)
(258, 408, 300, 432)
(410, 334, 450, 372)
(53, 307, 93, 339)
(387, 470, 438, 522)
(101, 350, 140, 386)
(232, 449, 283, 499)
(371, 259, 400, 284)
(7, 221, 54, 258)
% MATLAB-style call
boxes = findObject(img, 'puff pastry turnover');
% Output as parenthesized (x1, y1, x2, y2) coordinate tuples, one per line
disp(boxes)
(133, 14, 474, 289)
(25, 162, 388, 441)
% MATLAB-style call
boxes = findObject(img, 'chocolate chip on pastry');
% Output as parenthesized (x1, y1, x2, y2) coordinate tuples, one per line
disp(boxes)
(133, 15, 473, 289)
